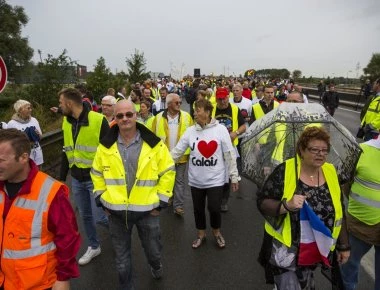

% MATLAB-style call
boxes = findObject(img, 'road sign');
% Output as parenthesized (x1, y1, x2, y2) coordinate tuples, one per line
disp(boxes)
(0, 56, 8, 93)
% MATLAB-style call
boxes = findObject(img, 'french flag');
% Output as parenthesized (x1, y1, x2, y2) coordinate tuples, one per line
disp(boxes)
(298, 202, 334, 267)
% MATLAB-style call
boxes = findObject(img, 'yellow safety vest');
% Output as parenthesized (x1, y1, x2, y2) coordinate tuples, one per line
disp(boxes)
(91, 137, 175, 211)
(349, 143, 380, 225)
(152, 110, 193, 163)
(253, 101, 279, 144)
(361, 95, 380, 130)
(212, 103, 239, 146)
(151, 88, 160, 100)
(62, 111, 103, 168)
(264, 157, 343, 249)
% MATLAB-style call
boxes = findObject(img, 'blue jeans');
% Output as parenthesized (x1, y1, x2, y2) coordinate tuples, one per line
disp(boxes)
(340, 233, 380, 290)
(109, 211, 162, 290)
(71, 177, 104, 248)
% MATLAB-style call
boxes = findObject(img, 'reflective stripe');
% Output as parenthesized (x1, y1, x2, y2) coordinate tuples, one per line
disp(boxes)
(63, 146, 73, 152)
(350, 191, 380, 208)
(158, 165, 175, 177)
(135, 179, 157, 187)
(105, 178, 125, 186)
(0, 194, 4, 203)
(354, 176, 380, 190)
(158, 193, 169, 202)
(128, 202, 159, 212)
(91, 168, 103, 177)
(100, 199, 127, 211)
(335, 218, 343, 227)
(14, 176, 55, 248)
(94, 190, 105, 198)
(73, 157, 93, 166)
(75, 144, 98, 153)
(3, 241, 56, 259)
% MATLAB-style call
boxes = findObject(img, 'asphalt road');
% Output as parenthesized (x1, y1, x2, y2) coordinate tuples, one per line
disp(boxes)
(70, 101, 374, 290)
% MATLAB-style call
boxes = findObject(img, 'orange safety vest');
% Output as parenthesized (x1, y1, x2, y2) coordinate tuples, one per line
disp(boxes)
(0, 171, 68, 290)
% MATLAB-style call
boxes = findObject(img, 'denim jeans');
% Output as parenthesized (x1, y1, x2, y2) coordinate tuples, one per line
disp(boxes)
(109, 211, 162, 290)
(71, 177, 102, 248)
(340, 233, 380, 290)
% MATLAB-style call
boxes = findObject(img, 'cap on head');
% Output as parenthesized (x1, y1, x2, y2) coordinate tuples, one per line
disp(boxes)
(215, 88, 229, 99)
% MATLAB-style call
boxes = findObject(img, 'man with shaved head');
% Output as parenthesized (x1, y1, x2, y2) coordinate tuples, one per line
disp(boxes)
(91, 100, 175, 288)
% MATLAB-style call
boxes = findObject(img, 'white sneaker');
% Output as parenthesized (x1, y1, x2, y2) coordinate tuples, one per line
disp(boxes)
(78, 246, 101, 265)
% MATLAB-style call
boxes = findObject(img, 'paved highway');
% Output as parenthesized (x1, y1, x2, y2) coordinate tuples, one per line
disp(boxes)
(70, 101, 374, 290)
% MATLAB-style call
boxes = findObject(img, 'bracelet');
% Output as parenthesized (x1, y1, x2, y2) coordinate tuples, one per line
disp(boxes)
(282, 199, 297, 212)
(336, 244, 351, 251)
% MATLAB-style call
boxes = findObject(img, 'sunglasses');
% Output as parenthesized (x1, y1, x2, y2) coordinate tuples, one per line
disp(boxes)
(115, 112, 135, 119)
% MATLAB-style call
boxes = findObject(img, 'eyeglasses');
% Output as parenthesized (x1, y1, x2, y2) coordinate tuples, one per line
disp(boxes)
(115, 112, 135, 119)
(307, 147, 329, 155)
(101, 103, 113, 107)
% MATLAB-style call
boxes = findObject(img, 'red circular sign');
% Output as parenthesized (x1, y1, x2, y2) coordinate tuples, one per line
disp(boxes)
(0, 56, 8, 93)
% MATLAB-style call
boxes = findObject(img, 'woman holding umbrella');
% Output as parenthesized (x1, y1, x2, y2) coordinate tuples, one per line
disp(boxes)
(257, 126, 350, 289)
(171, 98, 240, 249)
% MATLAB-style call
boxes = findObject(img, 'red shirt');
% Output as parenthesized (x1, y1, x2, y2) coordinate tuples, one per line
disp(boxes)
(0, 160, 81, 281)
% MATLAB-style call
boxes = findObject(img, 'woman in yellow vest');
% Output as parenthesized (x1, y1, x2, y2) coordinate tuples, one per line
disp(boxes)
(340, 135, 380, 290)
(137, 100, 154, 131)
(257, 126, 350, 289)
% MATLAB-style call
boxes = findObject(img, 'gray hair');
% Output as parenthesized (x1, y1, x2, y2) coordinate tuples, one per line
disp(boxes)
(14, 99, 31, 112)
(166, 93, 180, 106)
(102, 95, 116, 105)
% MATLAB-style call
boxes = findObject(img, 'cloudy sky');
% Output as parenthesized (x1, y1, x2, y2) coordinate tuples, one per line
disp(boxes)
(8, 0, 380, 79)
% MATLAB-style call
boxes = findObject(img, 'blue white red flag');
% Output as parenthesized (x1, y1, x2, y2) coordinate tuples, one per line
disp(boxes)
(298, 202, 333, 267)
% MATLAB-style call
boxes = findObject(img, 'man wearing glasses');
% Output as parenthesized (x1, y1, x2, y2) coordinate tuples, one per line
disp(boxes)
(100, 95, 116, 123)
(152, 94, 193, 216)
(91, 100, 175, 288)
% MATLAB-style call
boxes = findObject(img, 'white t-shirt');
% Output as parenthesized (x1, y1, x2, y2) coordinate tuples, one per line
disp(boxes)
(230, 96, 252, 126)
(167, 114, 179, 151)
(7, 117, 44, 165)
(172, 122, 234, 188)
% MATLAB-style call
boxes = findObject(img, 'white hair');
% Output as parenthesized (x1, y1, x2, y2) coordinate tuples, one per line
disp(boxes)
(14, 99, 31, 112)
(102, 95, 116, 105)
(166, 93, 180, 106)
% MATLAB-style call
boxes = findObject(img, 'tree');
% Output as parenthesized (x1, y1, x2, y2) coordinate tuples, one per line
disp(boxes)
(292, 70, 302, 80)
(0, 0, 34, 80)
(86, 57, 113, 99)
(27, 49, 77, 108)
(363, 53, 380, 80)
(126, 49, 150, 85)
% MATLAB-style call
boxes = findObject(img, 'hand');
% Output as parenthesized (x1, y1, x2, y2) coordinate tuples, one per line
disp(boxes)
(336, 250, 350, 265)
(286, 195, 306, 211)
(231, 182, 239, 192)
(52, 280, 70, 290)
(50, 107, 59, 113)
(150, 209, 160, 216)
(263, 166, 271, 177)
(229, 131, 238, 141)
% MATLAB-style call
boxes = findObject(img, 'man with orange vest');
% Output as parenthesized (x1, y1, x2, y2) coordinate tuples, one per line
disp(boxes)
(0, 129, 80, 290)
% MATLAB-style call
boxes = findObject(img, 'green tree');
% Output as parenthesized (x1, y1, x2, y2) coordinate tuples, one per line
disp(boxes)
(0, 0, 34, 80)
(86, 57, 113, 98)
(27, 49, 77, 108)
(363, 53, 380, 80)
(292, 70, 302, 80)
(126, 49, 150, 85)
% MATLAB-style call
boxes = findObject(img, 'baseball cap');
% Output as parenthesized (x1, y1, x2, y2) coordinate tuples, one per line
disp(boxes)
(215, 88, 229, 99)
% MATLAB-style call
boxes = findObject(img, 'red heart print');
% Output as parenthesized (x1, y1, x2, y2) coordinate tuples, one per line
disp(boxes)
(197, 140, 218, 158)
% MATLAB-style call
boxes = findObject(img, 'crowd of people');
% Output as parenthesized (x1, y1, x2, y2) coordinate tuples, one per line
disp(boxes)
(0, 76, 379, 290)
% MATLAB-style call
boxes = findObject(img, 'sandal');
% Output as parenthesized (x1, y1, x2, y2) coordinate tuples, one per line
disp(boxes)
(214, 235, 225, 248)
(192, 236, 206, 249)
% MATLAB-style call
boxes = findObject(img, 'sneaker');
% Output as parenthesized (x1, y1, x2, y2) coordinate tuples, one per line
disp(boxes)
(174, 207, 184, 216)
(150, 264, 163, 279)
(78, 246, 101, 265)
(220, 204, 229, 212)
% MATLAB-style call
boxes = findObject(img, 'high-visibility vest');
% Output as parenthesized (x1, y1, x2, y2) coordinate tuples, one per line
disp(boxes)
(137, 115, 155, 131)
(349, 143, 380, 225)
(151, 88, 160, 100)
(264, 157, 343, 249)
(361, 95, 380, 130)
(212, 103, 239, 146)
(91, 140, 175, 211)
(0, 172, 68, 289)
(252, 101, 279, 144)
(62, 111, 103, 168)
(152, 110, 193, 163)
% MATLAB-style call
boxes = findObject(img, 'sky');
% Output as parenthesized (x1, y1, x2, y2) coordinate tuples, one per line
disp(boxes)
(8, 0, 380, 79)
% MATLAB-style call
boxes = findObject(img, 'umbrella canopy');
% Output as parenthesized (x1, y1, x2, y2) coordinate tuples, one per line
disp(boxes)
(240, 103, 362, 188)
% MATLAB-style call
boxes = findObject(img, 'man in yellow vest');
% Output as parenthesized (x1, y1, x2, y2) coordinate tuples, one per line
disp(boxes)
(251, 84, 279, 123)
(360, 78, 380, 141)
(59, 88, 109, 266)
(152, 93, 193, 216)
(213, 87, 246, 212)
(91, 100, 175, 288)
(0, 129, 80, 290)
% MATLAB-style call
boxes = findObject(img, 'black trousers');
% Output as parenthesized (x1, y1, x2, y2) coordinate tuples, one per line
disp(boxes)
(190, 185, 224, 230)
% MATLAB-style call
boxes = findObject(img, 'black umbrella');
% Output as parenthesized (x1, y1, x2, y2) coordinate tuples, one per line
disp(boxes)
(240, 103, 362, 188)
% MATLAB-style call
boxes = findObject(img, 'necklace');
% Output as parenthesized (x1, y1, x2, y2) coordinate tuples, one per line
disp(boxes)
(309, 170, 320, 187)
